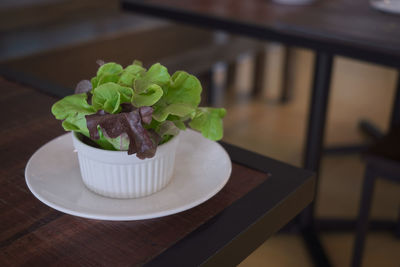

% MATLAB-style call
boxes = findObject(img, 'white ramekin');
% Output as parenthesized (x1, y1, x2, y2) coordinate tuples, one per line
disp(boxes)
(72, 132, 180, 199)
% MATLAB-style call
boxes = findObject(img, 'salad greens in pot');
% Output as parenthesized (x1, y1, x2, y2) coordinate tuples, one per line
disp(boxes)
(51, 60, 226, 159)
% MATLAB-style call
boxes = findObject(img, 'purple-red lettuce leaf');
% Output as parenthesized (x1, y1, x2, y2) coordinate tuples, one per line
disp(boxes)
(74, 80, 92, 94)
(139, 106, 153, 124)
(96, 59, 105, 66)
(85, 107, 158, 159)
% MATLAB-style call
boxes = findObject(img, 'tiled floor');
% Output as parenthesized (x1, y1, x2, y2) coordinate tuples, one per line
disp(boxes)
(222, 46, 400, 266)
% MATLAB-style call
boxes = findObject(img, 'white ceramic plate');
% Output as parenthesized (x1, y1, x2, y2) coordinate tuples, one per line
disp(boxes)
(370, 0, 400, 14)
(25, 130, 232, 221)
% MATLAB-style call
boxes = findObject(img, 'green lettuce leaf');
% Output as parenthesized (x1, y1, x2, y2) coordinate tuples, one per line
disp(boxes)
(51, 93, 95, 124)
(91, 77, 98, 90)
(97, 62, 123, 77)
(90, 127, 117, 151)
(189, 107, 226, 141)
(51, 93, 115, 149)
(118, 63, 146, 87)
(132, 84, 163, 107)
(165, 114, 191, 130)
(159, 120, 180, 136)
(92, 83, 133, 113)
(103, 134, 129, 151)
(152, 71, 202, 122)
(52, 96, 86, 133)
(134, 63, 170, 94)
(96, 62, 123, 86)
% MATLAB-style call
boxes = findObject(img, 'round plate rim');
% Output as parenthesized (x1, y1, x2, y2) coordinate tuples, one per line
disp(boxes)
(25, 131, 232, 221)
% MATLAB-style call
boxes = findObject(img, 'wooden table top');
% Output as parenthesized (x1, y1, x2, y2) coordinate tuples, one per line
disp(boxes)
(0, 78, 315, 266)
(123, 0, 400, 67)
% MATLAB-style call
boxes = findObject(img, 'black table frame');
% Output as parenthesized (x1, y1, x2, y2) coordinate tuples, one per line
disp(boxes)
(120, 1, 400, 266)
(146, 142, 314, 266)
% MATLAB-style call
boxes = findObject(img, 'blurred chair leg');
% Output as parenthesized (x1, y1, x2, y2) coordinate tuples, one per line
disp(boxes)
(352, 165, 376, 267)
(227, 61, 237, 90)
(205, 62, 228, 107)
(358, 119, 384, 141)
(280, 46, 293, 103)
(197, 72, 211, 106)
(253, 47, 267, 97)
(356, 72, 400, 142)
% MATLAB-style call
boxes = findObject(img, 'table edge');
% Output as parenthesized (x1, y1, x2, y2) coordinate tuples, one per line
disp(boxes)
(145, 142, 315, 266)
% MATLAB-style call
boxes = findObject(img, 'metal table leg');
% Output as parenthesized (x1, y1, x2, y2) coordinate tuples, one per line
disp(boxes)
(303, 52, 333, 174)
(301, 51, 334, 267)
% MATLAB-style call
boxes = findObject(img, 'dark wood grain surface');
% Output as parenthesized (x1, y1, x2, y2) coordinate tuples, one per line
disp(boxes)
(123, 0, 400, 67)
(0, 78, 314, 266)
(0, 79, 266, 265)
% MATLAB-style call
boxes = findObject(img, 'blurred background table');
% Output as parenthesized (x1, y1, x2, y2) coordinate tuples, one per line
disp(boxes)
(0, 78, 314, 266)
(122, 0, 400, 65)
(121, 0, 400, 266)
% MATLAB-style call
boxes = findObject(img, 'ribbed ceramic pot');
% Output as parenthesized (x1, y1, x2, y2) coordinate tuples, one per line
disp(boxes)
(72, 132, 180, 199)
